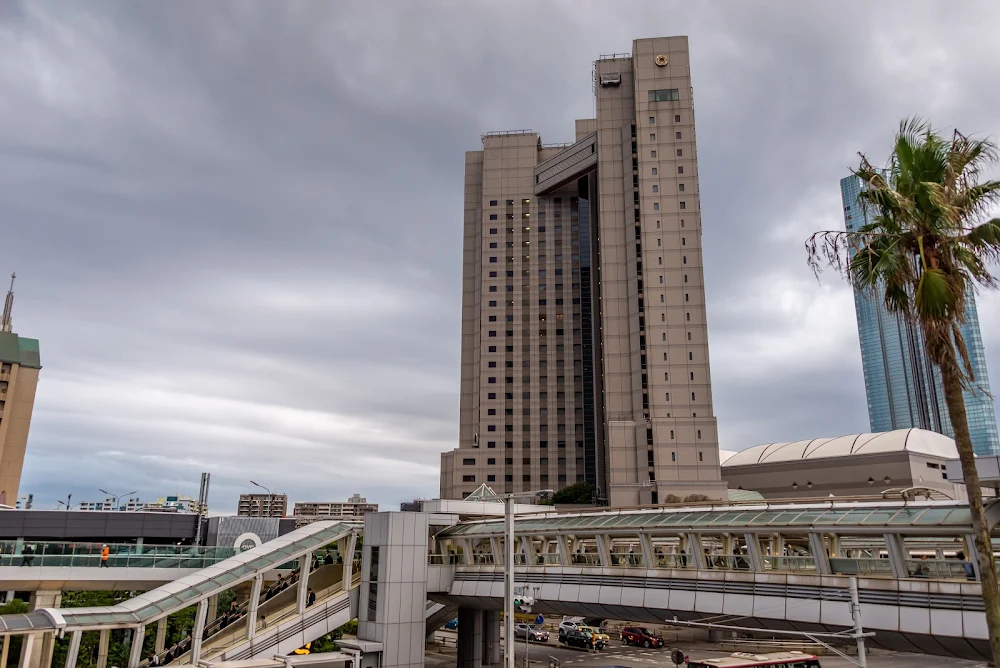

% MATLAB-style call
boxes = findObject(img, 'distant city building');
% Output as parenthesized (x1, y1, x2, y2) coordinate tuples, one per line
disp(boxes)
(79, 497, 144, 512)
(144, 496, 207, 514)
(720, 429, 964, 500)
(0, 273, 41, 505)
(400, 498, 430, 512)
(293, 494, 378, 526)
(841, 176, 1000, 455)
(237, 493, 287, 517)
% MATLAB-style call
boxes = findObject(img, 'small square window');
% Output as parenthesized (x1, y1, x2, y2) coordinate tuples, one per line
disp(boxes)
(680, 201, 687, 209)
(489, 214, 498, 220)
(652, 185, 659, 193)
(676, 149, 683, 157)
(487, 474, 496, 482)
(675, 131, 682, 140)
(488, 331, 496, 337)
(651, 150, 657, 158)
(487, 391, 496, 398)
(488, 316, 497, 322)
(649, 133, 656, 141)
(489, 286, 497, 292)
(488, 300, 497, 307)
(649, 116, 655, 124)
(490, 200, 498, 206)
(489, 228, 497, 234)
(674, 114, 681, 122)
(489, 256, 497, 263)
(651, 167, 658, 176)
(679, 184, 685, 192)
(678, 166, 684, 174)
(653, 202, 660, 211)
(489, 242, 497, 248)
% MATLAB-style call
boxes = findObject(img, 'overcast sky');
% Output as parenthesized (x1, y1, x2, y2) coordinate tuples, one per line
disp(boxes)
(3, 1, 1000, 513)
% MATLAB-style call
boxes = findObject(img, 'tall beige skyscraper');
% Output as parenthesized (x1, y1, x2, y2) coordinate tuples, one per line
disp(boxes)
(441, 37, 727, 507)
(0, 274, 41, 506)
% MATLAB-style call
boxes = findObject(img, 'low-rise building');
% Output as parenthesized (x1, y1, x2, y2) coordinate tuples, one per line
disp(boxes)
(237, 493, 287, 517)
(720, 428, 964, 500)
(293, 494, 378, 526)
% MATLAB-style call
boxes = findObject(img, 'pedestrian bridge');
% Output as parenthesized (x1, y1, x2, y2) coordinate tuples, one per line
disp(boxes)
(430, 499, 1000, 661)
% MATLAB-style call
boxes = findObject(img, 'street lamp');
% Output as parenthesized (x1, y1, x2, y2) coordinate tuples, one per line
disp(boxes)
(250, 481, 273, 517)
(99, 489, 138, 512)
(502, 489, 552, 668)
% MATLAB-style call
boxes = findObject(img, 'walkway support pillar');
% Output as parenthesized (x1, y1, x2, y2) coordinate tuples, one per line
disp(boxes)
(64, 632, 81, 668)
(21, 590, 61, 668)
(341, 532, 358, 591)
(96, 630, 110, 668)
(743, 533, 764, 572)
(808, 532, 831, 575)
(246, 574, 264, 640)
(190, 598, 209, 665)
(639, 533, 655, 568)
(127, 626, 145, 668)
(596, 534, 612, 567)
(883, 533, 909, 579)
(686, 533, 705, 569)
(482, 610, 501, 666)
(456, 607, 483, 668)
(154, 618, 167, 654)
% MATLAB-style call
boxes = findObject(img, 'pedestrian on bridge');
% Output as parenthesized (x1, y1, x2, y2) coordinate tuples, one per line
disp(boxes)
(100, 545, 110, 568)
(20, 544, 34, 567)
(307, 588, 316, 607)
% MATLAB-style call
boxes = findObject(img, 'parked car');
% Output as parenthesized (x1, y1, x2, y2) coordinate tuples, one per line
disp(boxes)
(444, 618, 458, 630)
(559, 629, 606, 650)
(558, 620, 580, 634)
(513, 623, 549, 642)
(620, 625, 664, 648)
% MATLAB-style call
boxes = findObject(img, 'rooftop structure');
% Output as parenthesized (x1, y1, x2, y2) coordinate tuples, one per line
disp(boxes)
(719, 428, 963, 500)
(236, 493, 287, 518)
(292, 494, 377, 525)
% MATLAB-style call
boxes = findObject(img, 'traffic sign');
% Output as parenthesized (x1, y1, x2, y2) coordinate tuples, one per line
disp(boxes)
(535, 614, 544, 626)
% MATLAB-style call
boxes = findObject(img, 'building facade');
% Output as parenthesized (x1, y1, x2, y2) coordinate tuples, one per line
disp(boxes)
(236, 493, 287, 517)
(441, 37, 727, 506)
(841, 176, 1000, 455)
(0, 274, 40, 506)
(293, 494, 378, 524)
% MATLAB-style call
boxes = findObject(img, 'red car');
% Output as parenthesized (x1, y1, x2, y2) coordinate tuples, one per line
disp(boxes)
(620, 626, 664, 648)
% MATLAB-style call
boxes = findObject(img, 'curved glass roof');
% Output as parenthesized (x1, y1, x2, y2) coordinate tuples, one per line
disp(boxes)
(0, 521, 355, 634)
(437, 501, 980, 538)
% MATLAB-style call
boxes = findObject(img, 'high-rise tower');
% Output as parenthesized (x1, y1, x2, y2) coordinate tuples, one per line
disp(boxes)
(441, 37, 727, 506)
(0, 273, 41, 504)
(841, 175, 1000, 455)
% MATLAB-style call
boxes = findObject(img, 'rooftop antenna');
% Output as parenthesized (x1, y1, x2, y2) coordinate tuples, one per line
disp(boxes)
(1, 272, 14, 333)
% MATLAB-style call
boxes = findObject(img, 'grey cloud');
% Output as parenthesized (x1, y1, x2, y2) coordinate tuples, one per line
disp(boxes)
(2, 0, 999, 511)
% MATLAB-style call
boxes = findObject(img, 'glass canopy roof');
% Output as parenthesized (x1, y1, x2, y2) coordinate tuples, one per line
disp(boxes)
(437, 501, 981, 537)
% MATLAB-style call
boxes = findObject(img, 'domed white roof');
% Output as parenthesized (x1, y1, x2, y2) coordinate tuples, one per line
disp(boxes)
(721, 428, 957, 467)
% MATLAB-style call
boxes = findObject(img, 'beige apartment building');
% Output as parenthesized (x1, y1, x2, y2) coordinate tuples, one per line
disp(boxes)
(236, 493, 288, 517)
(441, 37, 727, 507)
(0, 274, 40, 506)
(293, 493, 378, 526)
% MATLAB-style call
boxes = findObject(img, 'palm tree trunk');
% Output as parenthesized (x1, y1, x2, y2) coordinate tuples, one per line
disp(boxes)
(939, 358, 1000, 665)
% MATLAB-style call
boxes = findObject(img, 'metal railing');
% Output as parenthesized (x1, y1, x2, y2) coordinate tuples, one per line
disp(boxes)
(762, 556, 816, 573)
(0, 542, 239, 568)
(906, 558, 974, 580)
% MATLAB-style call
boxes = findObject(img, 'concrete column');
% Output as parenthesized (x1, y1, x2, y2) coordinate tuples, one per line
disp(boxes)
(883, 533, 909, 579)
(521, 536, 535, 566)
(481, 610, 501, 666)
(807, 533, 831, 575)
(245, 574, 264, 640)
(456, 607, 483, 668)
(555, 535, 569, 566)
(596, 534, 612, 567)
(639, 533, 655, 568)
(743, 533, 764, 572)
(341, 533, 358, 591)
(20, 590, 61, 668)
(686, 533, 705, 569)
(96, 630, 110, 668)
(189, 598, 209, 665)
(154, 618, 167, 654)
(1, 636, 9, 668)
(295, 550, 313, 614)
(64, 631, 82, 668)
(127, 626, 145, 668)
(206, 594, 219, 623)
(489, 537, 500, 564)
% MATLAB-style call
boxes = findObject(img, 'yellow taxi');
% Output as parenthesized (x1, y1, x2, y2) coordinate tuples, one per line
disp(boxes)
(578, 626, 611, 646)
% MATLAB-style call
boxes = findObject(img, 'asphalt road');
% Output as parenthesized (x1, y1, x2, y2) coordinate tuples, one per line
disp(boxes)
(429, 631, 989, 667)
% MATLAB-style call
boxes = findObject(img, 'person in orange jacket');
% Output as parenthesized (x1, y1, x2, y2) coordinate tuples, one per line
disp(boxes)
(100, 544, 110, 568)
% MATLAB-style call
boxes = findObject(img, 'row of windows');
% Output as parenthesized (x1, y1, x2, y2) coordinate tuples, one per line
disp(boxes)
(649, 114, 683, 124)
(485, 391, 579, 400)
(489, 198, 572, 207)
(648, 132, 684, 141)
(648, 88, 680, 102)
(648, 149, 685, 159)
(463, 456, 583, 466)
(462, 474, 584, 484)
(487, 329, 580, 337)
(478, 440, 582, 449)
(650, 201, 688, 210)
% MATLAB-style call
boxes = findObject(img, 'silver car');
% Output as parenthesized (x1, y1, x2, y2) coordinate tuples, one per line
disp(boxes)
(513, 623, 549, 642)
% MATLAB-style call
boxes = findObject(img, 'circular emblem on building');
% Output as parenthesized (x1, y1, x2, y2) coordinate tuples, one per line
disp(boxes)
(655, 54, 669, 67)
(234, 532, 262, 552)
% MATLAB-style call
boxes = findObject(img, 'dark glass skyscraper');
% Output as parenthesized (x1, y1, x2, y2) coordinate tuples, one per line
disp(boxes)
(841, 175, 1000, 455)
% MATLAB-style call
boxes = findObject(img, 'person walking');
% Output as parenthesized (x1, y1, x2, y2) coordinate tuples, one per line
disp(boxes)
(306, 588, 316, 607)
(150, 654, 160, 666)
(100, 544, 110, 568)
(259, 615, 267, 630)
(323, 551, 333, 566)
(20, 544, 34, 567)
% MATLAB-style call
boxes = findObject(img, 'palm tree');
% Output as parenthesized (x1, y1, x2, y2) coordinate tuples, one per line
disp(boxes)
(807, 118, 1000, 664)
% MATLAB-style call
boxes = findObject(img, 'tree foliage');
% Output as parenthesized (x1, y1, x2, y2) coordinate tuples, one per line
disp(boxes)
(806, 117, 1000, 665)
(549, 482, 595, 505)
